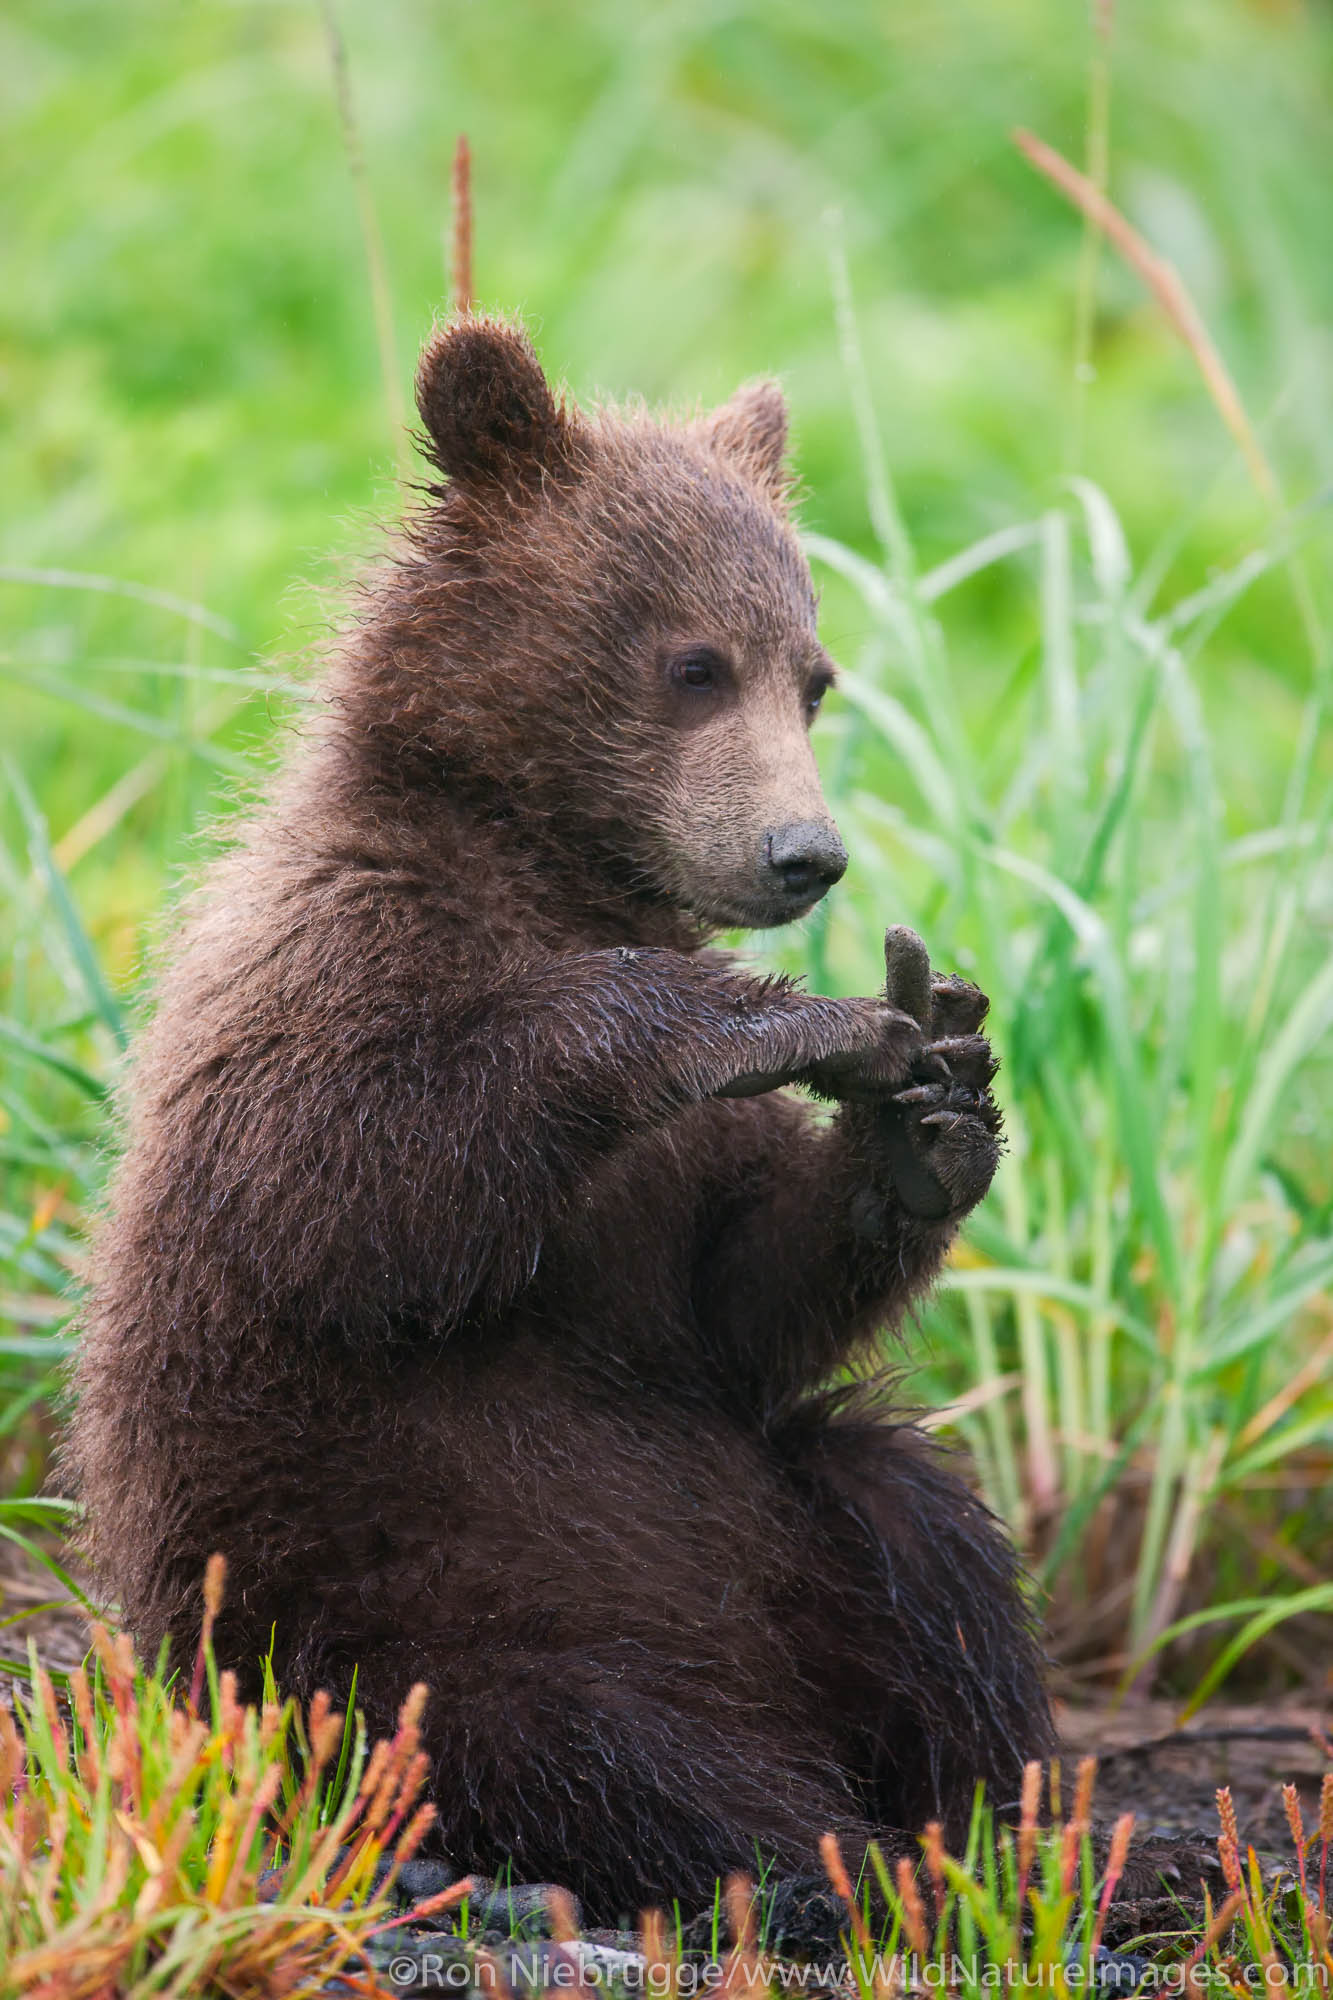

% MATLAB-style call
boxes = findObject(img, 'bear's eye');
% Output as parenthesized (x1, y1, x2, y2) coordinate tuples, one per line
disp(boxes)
(670, 647, 727, 692)
(805, 670, 834, 719)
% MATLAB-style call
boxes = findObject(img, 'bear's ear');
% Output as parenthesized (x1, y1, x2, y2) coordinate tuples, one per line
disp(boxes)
(415, 315, 573, 490)
(697, 379, 792, 502)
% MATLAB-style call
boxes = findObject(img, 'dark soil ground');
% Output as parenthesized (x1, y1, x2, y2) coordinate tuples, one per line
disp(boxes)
(1056, 1692, 1330, 1852)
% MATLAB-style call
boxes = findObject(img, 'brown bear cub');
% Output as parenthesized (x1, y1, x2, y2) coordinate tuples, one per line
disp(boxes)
(69, 316, 1052, 1921)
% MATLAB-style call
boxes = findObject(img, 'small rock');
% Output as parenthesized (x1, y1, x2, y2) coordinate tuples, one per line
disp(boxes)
(1066, 1946, 1149, 1992)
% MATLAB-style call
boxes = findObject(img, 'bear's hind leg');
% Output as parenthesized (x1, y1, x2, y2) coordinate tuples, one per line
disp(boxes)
(774, 1399, 1053, 1844)
(342, 1636, 874, 1924)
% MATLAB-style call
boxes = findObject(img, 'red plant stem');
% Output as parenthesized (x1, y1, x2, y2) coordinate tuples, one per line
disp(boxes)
(1090, 1814, 1134, 1955)
(1180, 1890, 1247, 1977)
(369, 1877, 480, 1936)
(1015, 1759, 1041, 1915)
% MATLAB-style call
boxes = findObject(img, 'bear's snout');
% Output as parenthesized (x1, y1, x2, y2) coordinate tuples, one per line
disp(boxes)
(762, 818, 848, 905)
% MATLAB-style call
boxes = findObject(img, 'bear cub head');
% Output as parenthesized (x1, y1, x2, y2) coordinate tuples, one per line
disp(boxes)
(395, 315, 847, 934)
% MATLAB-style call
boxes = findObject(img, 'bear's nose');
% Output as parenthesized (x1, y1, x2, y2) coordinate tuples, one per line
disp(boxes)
(764, 820, 848, 900)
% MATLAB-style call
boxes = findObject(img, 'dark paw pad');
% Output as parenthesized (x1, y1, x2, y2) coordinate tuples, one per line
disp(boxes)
(885, 1070, 1002, 1221)
(921, 1033, 997, 1091)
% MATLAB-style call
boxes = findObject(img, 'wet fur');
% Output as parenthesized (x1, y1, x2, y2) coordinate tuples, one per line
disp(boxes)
(66, 316, 1052, 1921)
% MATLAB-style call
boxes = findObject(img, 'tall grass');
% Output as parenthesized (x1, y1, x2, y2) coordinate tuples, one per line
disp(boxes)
(0, 610, 299, 1635)
(777, 464, 1332, 1690)
(755, 90, 1332, 1691)
(784, 476, 1320, 1680)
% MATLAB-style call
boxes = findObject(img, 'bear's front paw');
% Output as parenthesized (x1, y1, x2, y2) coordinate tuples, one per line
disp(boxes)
(879, 1032, 1002, 1221)
(855, 928, 1003, 1226)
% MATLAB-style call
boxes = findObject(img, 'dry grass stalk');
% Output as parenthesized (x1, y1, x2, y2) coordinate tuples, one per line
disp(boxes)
(316, 0, 409, 472)
(452, 133, 474, 313)
(1013, 126, 1279, 506)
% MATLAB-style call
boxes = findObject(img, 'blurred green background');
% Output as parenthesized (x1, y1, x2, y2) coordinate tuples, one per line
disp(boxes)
(3, 0, 1331, 1695)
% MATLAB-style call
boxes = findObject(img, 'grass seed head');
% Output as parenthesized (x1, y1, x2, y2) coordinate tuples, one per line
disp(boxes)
(819, 1830, 855, 1906)
(724, 1871, 757, 1961)
(1282, 1784, 1306, 1857)
(202, 1551, 227, 1621)
(1071, 1755, 1097, 1830)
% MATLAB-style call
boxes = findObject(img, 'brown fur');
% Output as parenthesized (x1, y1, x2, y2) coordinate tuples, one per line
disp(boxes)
(66, 315, 1052, 1921)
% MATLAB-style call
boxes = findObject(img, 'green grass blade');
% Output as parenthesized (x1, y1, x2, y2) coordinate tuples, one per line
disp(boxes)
(1221, 952, 1333, 1218)
(5, 761, 126, 1051)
